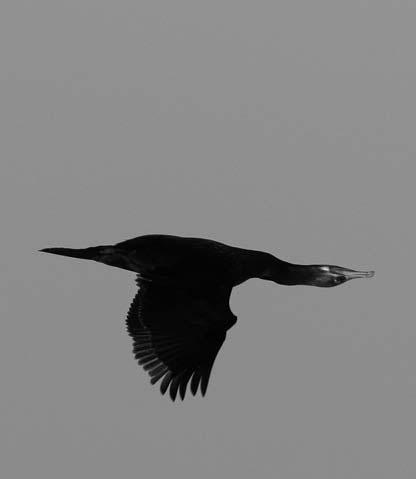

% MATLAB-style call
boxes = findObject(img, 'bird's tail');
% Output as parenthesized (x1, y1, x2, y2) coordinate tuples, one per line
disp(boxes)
(40, 245, 114, 261)
(40, 245, 137, 271)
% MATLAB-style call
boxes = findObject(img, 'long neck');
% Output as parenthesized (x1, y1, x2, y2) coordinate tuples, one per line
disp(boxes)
(267, 262, 319, 285)
(239, 249, 317, 286)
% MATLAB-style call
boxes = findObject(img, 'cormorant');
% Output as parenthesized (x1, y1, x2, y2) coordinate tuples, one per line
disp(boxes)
(41, 234, 374, 401)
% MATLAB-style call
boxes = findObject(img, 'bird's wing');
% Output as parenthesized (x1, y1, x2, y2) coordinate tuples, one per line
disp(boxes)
(126, 278, 237, 401)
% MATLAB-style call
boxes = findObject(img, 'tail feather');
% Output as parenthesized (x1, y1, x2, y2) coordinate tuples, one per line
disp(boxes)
(40, 246, 111, 260)
(40, 245, 136, 271)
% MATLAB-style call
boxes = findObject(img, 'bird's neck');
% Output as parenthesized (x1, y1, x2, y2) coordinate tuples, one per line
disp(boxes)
(265, 262, 320, 285)
(240, 249, 318, 286)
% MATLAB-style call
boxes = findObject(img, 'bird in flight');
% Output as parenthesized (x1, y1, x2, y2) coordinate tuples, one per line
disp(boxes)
(41, 234, 374, 401)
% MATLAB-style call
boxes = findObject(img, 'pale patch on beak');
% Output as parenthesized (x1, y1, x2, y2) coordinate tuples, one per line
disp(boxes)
(313, 265, 375, 287)
(333, 267, 375, 280)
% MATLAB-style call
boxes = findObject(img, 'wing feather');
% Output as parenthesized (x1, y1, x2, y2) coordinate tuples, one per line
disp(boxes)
(126, 278, 236, 400)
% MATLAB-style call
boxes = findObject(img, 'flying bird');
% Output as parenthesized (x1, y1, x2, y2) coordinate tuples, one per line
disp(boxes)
(41, 234, 374, 401)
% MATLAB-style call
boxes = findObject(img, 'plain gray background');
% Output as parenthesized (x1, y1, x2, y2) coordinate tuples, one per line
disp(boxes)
(1, 1, 415, 477)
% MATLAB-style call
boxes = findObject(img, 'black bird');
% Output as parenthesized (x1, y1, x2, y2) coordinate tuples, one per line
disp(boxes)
(41, 234, 374, 401)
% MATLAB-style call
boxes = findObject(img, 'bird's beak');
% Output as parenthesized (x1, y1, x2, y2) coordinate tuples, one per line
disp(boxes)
(334, 266, 375, 281)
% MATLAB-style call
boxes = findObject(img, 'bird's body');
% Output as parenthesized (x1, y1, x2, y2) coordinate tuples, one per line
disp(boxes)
(114, 234, 246, 284)
(41, 234, 374, 401)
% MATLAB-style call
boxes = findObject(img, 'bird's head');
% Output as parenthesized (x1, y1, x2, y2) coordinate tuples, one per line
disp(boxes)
(308, 265, 375, 287)
(254, 253, 374, 288)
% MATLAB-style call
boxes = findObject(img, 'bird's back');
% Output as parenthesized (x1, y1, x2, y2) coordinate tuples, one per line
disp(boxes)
(115, 234, 238, 284)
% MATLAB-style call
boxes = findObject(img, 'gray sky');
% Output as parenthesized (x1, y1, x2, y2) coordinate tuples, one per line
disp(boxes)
(1, 1, 416, 478)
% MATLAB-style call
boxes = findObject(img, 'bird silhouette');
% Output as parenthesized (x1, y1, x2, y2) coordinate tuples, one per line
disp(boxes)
(41, 234, 374, 401)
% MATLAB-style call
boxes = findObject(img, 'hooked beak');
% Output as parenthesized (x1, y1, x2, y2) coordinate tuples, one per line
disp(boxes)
(333, 266, 375, 281)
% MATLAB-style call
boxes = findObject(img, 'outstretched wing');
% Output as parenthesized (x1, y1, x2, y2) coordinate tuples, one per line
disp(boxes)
(126, 278, 237, 401)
